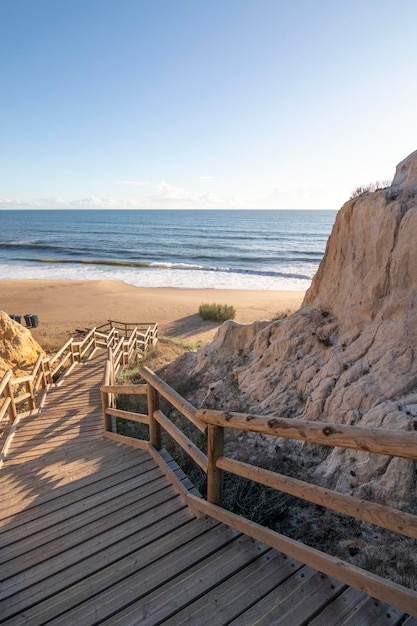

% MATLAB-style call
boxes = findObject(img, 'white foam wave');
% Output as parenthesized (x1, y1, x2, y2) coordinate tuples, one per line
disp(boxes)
(0, 262, 311, 291)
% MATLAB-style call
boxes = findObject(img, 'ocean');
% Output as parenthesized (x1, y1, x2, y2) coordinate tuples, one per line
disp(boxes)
(0, 209, 337, 291)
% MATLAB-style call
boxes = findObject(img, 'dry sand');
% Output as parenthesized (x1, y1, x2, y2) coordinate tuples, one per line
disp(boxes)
(0, 279, 305, 346)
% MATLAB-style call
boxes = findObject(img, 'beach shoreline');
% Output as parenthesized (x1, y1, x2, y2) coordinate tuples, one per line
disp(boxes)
(0, 279, 305, 347)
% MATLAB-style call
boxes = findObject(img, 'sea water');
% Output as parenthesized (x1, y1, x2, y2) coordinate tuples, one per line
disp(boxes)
(0, 209, 337, 291)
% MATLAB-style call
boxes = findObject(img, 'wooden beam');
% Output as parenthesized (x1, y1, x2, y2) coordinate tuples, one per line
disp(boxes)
(217, 456, 417, 540)
(140, 366, 206, 433)
(154, 409, 208, 473)
(101, 384, 147, 395)
(207, 425, 224, 506)
(0, 370, 13, 396)
(187, 494, 417, 618)
(148, 383, 161, 450)
(102, 431, 149, 450)
(197, 409, 417, 459)
(105, 407, 149, 424)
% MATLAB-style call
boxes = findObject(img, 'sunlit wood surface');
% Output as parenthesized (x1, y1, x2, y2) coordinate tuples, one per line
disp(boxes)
(0, 352, 414, 625)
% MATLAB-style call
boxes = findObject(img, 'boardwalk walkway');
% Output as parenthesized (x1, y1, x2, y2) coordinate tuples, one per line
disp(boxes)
(0, 350, 415, 624)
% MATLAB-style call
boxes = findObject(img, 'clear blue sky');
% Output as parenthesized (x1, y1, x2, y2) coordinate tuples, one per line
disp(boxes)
(1, 0, 416, 210)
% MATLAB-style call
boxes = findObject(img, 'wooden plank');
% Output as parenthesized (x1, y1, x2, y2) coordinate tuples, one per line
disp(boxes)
(340, 595, 406, 625)
(227, 566, 344, 626)
(258, 571, 346, 625)
(0, 460, 161, 548)
(0, 503, 194, 623)
(0, 451, 150, 525)
(11, 419, 103, 435)
(0, 473, 168, 569)
(1, 437, 118, 466)
(218, 456, 417, 540)
(6, 429, 103, 450)
(102, 535, 273, 626)
(0, 438, 130, 482)
(4, 437, 107, 462)
(309, 587, 406, 625)
(9, 421, 103, 440)
(44, 525, 242, 625)
(187, 494, 417, 618)
(309, 587, 369, 624)
(0, 486, 181, 601)
(0, 455, 146, 510)
(197, 409, 417, 460)
(165, 550, 304, 625)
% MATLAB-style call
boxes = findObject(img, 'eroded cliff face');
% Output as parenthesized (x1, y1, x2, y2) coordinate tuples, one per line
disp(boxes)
(0, 311, 45, 377)
(161, 151, 417, 507)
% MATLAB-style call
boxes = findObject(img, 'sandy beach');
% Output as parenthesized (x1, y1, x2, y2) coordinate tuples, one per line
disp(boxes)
(0, 280, 305, 347)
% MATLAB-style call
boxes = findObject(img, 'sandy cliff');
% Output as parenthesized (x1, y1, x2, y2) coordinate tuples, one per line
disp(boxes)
(0, 311, 45, 377)
(161, 150, 417, 507)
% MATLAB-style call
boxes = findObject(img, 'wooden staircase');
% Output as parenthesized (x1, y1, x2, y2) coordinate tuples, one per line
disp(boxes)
(0, 350, 415, 624)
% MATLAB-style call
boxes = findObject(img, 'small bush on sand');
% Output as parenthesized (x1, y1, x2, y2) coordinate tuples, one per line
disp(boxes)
(199, 303, 236, 322)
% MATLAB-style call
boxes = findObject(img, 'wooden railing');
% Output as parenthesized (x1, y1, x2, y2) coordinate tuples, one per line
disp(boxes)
(96, 320, 158, 354)
(100, 365, 417, 617)
(0, 321, 158, 432)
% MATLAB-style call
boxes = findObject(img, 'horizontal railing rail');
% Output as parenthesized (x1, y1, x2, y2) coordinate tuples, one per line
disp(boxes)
(0, 320, 158, 434)
(100, 365, 417, 617)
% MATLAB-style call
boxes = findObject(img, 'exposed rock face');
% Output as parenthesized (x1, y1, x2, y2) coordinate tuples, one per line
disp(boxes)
(161, 151, 417, 508)
(0, 311, 45, 377)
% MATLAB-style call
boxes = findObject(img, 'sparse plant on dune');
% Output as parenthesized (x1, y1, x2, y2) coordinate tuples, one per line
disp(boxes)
(199, 303, 236, 322)
(350, 179, 391, 199)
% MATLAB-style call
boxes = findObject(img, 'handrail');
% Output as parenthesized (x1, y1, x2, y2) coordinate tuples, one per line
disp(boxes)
(0, 320, 158, 430)
(100, 365, 417, 617)
(196, 409, 417, 460)
(140, 366, 205, 432)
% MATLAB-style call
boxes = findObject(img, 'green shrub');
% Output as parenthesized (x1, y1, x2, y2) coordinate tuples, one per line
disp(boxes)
(199, 303, 236, 322)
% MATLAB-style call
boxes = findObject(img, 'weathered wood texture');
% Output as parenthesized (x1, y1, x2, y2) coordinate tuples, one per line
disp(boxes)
(0, 350, 414, 624)
(197, 408, 417, 459)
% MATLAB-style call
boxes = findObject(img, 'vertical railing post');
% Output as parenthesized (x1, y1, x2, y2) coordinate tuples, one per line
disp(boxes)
(4, 378, 17, 423)
(102, 360, 111, 433)
(26, 378, 36, 411)
(147, 383, 161, 450)
(207, 425, 224, 506)
(101, 389, 111, 432)
(40, 360, 47, 389)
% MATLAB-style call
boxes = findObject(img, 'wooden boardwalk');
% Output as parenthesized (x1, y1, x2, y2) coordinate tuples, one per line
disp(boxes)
(0, 351, 415, 625)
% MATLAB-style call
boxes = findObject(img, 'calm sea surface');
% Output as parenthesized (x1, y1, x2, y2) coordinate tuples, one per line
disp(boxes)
(0, 209, 337, 291)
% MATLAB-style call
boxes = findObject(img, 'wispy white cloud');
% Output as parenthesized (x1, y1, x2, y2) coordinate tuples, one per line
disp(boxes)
(146, 180, 239, 208)
(114, 180, 149, 186)
(0, 180, 336, 210)
(0, 196, 143, 209)
(199, 176, 213, 182)
(254, 183, 334, 209)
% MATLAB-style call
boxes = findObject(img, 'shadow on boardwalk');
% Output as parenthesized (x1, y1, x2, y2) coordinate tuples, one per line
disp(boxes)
(0, 351, 414, 624)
